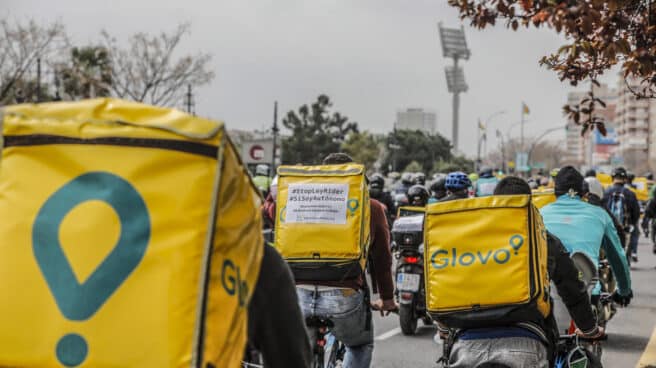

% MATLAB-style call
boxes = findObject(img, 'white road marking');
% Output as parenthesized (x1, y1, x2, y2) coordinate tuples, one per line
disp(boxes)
(375, 327, 402, 341)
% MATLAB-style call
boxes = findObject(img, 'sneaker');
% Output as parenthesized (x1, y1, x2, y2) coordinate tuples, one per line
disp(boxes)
(632, 253, 638, 263)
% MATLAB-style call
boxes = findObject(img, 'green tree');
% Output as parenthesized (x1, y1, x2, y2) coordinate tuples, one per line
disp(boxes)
(433, 155, 475, 174)
(57, 46, 112, 99)
(341, 131, 381, 170)
(383, 129, 451, 173)
(403, 160, 423, 173)
(281, 94, 359, 165)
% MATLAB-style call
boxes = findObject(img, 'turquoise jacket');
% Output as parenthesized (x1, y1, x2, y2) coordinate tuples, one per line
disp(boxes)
(475, 176, 499, 197)
(541, 195, 631, 296)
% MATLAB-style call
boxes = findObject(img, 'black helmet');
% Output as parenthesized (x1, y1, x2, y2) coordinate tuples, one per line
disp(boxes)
(401, 172, 414, 185)
(369, 173, 385, 189)
(584, 169, 597, 178)
(627, 171, 635, 181)
(430, 178, 447, 200)
(645, 172, 654, 180)
(479, 166, 493, 178)
(611, 167, 627, 179)
(407, 185, 429, 207)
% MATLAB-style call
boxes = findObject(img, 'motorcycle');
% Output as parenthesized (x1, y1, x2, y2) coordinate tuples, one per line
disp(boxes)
(391, 211, 431, 335)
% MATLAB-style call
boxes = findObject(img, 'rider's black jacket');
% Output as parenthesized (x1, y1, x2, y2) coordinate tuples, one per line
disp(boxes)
(545, 232, 597, 335)
(247, 244, 312, 368)
(603, 183, 640, 226)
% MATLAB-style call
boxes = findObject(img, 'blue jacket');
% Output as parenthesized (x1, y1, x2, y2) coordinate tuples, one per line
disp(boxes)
(540, 195, 631, 296)
(475, 176, 499, 197)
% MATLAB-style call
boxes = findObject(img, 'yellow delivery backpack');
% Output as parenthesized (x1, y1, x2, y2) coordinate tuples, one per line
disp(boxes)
(274, 164, 370, 281)
(0, 99, 263, 368)
(424, 195, 550, 329)
(531, 189, 556, 209)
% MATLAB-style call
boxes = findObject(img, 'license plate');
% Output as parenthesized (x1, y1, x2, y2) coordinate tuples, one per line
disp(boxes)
(397, 273, 420, 292)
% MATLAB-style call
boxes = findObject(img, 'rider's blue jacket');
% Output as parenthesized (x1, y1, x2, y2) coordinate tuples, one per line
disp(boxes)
(540, 194, 632, 296)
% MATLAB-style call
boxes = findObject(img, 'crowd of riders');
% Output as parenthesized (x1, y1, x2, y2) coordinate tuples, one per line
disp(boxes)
(250, 159, 646, 368)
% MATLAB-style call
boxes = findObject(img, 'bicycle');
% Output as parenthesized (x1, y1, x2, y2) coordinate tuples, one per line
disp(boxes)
(555, 334, 607, 368)
(306, 316, 346, 368)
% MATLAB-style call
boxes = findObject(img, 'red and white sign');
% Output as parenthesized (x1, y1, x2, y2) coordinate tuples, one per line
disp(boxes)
(249, 144, 265, 161)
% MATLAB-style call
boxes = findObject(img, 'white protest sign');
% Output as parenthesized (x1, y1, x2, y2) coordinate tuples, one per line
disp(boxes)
(286, 183, 349, 224)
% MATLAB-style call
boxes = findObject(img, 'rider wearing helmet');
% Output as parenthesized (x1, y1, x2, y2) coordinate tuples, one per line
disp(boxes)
(446, 176, 602, 368)
(396, 172, 414, 195)
(603, 167, 640, 262)
(413, 172, 427, 186)
(442, 171, 471, 201)
(541, 167, 632, 307)
(253, 164, 272, 196)
(429, 177, 447, 203)
(474, 166, 499, 197)
(582, 177, 626, 250)
(369, 173, 396, 225)
(626, 171, 637, 189)
(407, 185, 430, 207)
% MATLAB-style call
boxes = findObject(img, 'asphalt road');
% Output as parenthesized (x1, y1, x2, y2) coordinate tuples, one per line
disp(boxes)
(369, 237, 656, 368)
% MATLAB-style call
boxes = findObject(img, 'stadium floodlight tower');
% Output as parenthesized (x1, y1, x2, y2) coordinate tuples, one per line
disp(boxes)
(438, 22, 471, 153)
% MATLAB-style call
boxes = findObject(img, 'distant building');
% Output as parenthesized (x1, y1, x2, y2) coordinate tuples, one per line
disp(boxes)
(617, 78, 653, 172)
(564, 84, 619, 169)
(395, 108, 437, 134)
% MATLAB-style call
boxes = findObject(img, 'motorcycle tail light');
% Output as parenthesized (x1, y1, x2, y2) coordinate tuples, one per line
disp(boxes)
(401, 292, 414, 300)
(404, 256, 419, 264)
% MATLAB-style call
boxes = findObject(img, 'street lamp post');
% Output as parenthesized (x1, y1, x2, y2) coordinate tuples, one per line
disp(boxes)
(439, 22, 470, 153)
(271, 101, 279, 176)
(482, 110, 507, 157)
(527, 125, 567, 172)
(496, 129, 506, 173)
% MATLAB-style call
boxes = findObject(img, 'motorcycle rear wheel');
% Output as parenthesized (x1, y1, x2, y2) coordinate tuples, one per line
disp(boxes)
(399, 304, 418, 335)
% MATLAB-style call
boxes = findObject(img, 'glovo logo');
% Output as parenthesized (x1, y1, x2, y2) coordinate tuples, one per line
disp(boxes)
(430, 235, 524, 270)
(32, 172, 151, 367)
(347, 199, 359, 216)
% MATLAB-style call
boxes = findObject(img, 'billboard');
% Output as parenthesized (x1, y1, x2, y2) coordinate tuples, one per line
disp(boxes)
(594, 128, 618, 145)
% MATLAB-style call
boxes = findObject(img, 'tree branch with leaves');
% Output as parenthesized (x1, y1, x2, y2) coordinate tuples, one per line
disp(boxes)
(449, 0, 656, 134)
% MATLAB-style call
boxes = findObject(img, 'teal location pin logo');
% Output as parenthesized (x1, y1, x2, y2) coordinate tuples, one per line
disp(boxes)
(33, 172, 150, 367)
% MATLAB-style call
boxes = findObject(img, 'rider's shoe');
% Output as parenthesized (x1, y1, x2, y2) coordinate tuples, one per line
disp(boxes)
(632, 253, 638, 263)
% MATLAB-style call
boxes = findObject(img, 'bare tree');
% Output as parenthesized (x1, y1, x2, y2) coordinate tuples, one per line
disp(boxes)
(102, 23, 214, 106)
(0, 18, 68, 104)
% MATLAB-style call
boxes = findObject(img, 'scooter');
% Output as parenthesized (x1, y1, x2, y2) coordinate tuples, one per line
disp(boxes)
(391, 212, 431, 335)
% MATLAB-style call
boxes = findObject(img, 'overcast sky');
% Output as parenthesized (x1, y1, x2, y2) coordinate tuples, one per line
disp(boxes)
(5, 0, 610, 157)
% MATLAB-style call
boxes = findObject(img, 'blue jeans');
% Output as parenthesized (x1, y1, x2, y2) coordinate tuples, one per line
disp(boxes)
(630, 225, 639, 254)
(297, 287, 374, 368)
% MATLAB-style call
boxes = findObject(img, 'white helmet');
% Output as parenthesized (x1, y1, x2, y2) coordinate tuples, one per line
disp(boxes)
(584, 177, 604, 199)
(255, 164, 269, 176)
